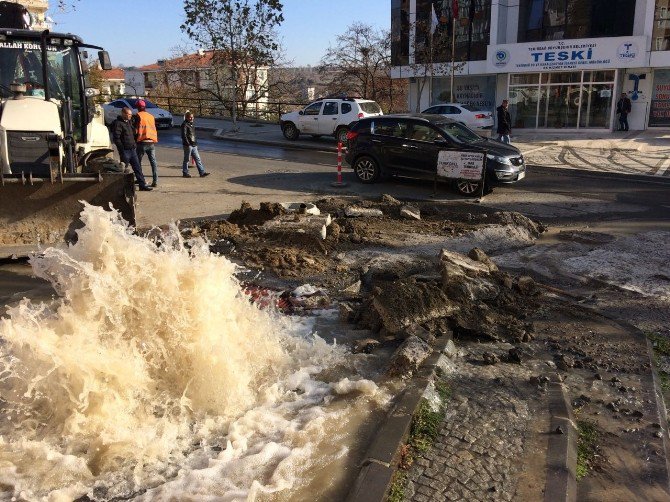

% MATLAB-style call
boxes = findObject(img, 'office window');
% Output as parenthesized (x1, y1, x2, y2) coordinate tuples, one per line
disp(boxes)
(653, 1, 670, 51)
(415, 0, 491, 63)
(518, 0, 635, 42)
(391, 0, 410, 65)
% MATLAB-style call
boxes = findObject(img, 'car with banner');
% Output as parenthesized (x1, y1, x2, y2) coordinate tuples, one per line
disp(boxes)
(344, 114, 526, 195)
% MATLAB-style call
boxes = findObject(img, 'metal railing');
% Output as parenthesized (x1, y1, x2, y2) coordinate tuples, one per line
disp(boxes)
(100, 93, 309, 123)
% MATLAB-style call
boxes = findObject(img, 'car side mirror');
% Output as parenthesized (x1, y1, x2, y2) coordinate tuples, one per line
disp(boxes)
(298, 110, 304, 116)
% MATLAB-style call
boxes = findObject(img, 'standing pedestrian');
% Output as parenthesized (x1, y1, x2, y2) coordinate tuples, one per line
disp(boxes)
(616, 92, 632, 132)
(134, 99, 159, 187)
(181, 111, 210, 178)
(496, 99, 512, 144)
(112, 107, 152, 191)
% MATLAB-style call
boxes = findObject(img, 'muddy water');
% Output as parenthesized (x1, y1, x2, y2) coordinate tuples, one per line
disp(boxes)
(0, 204, 387, 501)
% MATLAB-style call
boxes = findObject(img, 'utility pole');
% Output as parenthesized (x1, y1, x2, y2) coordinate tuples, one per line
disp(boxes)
(450, 0, 458, 103)
(450, 16, 455, 102)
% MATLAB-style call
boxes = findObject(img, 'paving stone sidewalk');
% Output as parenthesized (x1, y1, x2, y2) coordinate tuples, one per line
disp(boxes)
(403, 344, 544, 502)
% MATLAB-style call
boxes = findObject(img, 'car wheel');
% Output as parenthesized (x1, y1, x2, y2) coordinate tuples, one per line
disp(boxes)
(282, 122, 299, 140)
(353, 156, 380, 184)
(455, 179, 482, 196)
(335, 127, 349, 145)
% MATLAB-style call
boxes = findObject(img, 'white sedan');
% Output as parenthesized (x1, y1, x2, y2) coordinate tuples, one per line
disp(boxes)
(103, 98, 174, 129)
(421, 103, 494, 132)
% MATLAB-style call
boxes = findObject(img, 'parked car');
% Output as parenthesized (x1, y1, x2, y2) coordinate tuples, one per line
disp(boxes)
(280, 97, 383, 144)
(421, 103, 494, 132)
(103, 98, 173, 129)
(344, 114, 526, 196)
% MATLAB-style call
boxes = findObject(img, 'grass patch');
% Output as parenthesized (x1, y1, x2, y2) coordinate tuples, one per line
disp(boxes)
(389, 379, 452, 498)
(435, 380, 452, 402)
(409, 400, 444, 453)
(576, 420, 600, 480)
(647, 333, 670, 392)
(648, 333, 670, 357)
(387, 471, 407, 502)
(408, 381, 451, 454)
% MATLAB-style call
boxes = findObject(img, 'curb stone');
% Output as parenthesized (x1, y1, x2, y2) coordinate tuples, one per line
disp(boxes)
(645, 336, 670, 494)
(346, 335, 451, 502)
(544, 377, 577, 502)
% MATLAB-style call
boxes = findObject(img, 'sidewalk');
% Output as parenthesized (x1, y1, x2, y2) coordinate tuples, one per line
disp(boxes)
(186, 116, 670, 178)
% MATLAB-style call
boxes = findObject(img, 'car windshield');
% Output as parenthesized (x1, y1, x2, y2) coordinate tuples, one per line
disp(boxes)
(126, 98, 158, 109)
(436, 121, 483, 144)
(359, 101, 381, 114)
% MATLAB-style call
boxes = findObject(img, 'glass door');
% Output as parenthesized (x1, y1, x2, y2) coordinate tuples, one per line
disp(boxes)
(579, 84, 613, 128)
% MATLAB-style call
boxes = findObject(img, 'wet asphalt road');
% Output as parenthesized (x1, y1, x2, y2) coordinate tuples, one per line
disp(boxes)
(155, 128, 670, 228)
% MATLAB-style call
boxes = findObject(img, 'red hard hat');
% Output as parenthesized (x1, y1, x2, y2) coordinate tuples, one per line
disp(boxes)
(137, 99, 146, 109)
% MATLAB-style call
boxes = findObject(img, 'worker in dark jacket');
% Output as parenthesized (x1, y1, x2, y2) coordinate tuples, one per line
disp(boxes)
(496, 99, 512, 144)
(616, 92, 632, 132)
(112, 107, 152, 191)
(180, 111, 210, 178)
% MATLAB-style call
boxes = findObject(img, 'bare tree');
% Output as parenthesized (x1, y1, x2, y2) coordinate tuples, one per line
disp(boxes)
(405, 17, 466, 112)
(181, 0, 284, 128)
(319, 23, 407, 112)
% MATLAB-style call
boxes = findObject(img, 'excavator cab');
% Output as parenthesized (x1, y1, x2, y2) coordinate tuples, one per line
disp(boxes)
(0, 1, 136, 257)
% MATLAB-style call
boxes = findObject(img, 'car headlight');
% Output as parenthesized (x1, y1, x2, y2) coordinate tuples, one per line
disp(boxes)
(486, 154, 512, 165)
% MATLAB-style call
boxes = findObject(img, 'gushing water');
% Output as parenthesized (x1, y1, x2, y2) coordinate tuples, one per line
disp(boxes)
(0, 204, 383, 501)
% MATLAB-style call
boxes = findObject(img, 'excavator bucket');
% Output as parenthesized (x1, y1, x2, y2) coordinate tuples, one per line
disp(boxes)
(0, 172, 136, 258)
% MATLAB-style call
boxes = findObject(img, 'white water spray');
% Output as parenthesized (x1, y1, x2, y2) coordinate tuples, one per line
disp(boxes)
(0, 204, 382, 501)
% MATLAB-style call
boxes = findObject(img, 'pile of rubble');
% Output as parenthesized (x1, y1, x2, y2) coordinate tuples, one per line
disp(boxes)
(182, 196, 546, 378)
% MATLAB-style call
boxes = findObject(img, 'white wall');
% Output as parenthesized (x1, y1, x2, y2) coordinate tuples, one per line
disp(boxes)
(124, 70, 145, 96)
(620, 67, 653, 130)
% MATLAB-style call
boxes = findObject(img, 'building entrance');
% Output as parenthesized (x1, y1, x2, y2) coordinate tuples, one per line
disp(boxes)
(508, 70, 615, 129)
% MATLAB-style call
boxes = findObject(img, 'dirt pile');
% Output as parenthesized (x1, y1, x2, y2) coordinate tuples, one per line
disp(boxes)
(180, 196, 544, 374)
(347, 247, 538, 348)
(181, 196, 546, 285)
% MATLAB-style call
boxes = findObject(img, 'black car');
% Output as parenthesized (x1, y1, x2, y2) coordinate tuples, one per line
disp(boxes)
(344, 114, 526, 195)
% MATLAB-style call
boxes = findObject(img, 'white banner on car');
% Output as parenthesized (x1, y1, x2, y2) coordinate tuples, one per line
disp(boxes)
(436, 150, 485, 181)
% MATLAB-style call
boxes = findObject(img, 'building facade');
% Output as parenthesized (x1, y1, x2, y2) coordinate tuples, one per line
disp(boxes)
(10, 0, 49, 29)
(127, 50, 268, 108)
(392, 0, 670, 131)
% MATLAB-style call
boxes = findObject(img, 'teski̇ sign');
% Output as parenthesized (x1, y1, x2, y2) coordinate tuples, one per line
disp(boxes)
(487, 36, 649, 74)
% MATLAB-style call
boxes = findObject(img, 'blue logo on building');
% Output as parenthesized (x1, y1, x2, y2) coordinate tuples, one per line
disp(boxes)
(494, 49, 509, 68)
(617, 42, 638, 61)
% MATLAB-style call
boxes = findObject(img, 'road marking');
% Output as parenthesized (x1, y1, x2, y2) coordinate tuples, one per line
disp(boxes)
(519, 145, 551, 155)
(655, 157, 670, 176)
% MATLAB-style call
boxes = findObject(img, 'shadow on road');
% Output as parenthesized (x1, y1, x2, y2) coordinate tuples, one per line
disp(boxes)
(226, 171, 468, 202)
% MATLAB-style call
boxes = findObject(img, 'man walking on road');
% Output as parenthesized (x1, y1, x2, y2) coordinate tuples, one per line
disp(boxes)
(496, 99, 512, 144)
(112, 107, 152, 191)
(134, 99, 159, 187)
(181, 111, 210, 178)
(616, 92, 632, 132)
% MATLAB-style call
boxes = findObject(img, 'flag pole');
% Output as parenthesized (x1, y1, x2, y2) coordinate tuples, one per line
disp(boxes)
(450, 16, 455, 102)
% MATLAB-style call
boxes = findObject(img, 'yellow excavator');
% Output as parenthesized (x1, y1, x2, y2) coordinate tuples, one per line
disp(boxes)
(0, 1, 135, 257)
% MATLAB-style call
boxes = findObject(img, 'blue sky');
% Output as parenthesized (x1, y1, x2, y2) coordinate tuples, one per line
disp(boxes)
(50, 0, 390, 68)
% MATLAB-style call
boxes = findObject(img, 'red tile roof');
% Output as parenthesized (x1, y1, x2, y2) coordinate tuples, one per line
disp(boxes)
(138, 51, 218, 71)
(101, 68, 125, 80)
